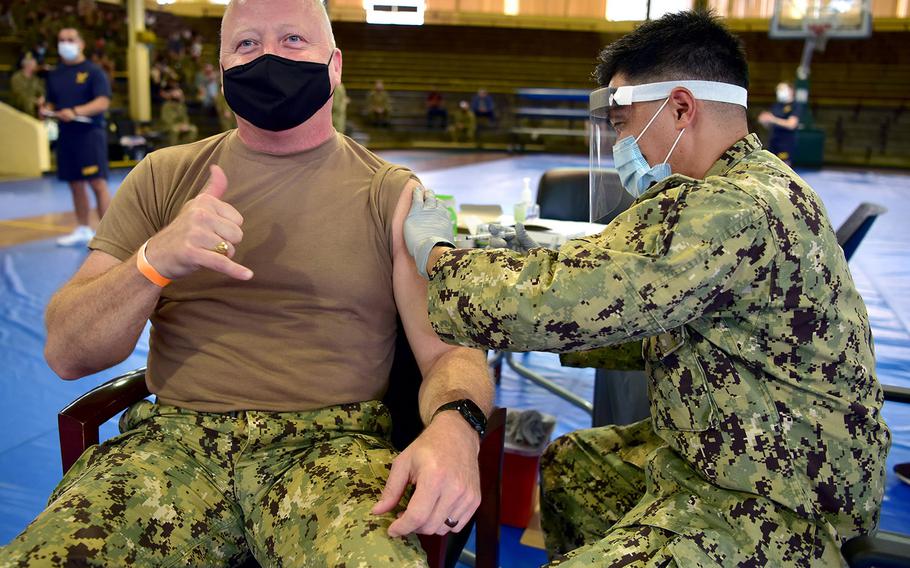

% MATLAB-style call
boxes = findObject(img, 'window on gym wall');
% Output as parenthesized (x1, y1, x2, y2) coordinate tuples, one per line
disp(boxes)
(363, 0, 427, 25)
(606, 0, 694, 21)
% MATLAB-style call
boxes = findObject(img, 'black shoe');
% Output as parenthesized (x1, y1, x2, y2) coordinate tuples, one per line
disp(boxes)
(895, 462, 910, 486)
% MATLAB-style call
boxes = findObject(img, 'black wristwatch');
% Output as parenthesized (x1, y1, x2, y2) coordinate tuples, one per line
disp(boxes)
(432, 399, 486, 438)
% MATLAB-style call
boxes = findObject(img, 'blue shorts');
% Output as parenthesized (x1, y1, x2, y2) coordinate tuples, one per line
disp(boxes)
(56, 126, 109, 182)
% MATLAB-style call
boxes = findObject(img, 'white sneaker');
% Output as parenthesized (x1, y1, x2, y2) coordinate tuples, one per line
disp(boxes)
(56, 225, 95, 247)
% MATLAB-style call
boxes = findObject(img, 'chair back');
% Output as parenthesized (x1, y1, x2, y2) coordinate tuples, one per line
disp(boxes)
(536, 167, 634, 224)
(382, 319, 504, 568)
(383, 321, 425, 451)
(836, 202, 887, 261)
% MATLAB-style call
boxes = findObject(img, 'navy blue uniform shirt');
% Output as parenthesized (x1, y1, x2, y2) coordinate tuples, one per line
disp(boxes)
(46, 59, 111, 131)
(767, 101, 802, 160)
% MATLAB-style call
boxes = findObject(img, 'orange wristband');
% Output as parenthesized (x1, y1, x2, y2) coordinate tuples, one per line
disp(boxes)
(136, 240, 172, 287)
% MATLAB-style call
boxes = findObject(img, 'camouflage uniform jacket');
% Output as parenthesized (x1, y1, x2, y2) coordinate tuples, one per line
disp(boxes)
(428, 134, 890, 541)
(10, 70, 44, 115)
(160, 99, 190, 128)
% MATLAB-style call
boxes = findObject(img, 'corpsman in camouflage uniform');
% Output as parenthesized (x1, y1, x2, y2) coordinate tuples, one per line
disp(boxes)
(403, 11, 889, 567)
(1, 1, 494, 566)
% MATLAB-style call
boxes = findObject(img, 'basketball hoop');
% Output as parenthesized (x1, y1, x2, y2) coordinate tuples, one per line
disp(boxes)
(807, 21, 833, 52)
(772, 0, 872, 79)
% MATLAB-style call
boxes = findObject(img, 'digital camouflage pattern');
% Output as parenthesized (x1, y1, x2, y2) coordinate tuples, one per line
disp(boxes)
(540, 419, 847, 566)
(0, 400, 427, 567)
(559, 340, 644, 370)
(428, 134, 889, 564)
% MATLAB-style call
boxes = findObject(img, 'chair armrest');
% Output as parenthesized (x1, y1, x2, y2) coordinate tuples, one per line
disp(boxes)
(475, 407, 506, 568)
(58, 368, 151, 474)
(882, 385, 910, 405)
(417, 406, 506, 568)
(841, 531, 910, 568)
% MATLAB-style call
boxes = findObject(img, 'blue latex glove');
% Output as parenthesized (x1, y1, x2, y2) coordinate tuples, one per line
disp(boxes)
(404, 187, 455, 279)
(487, 223, 539, 254)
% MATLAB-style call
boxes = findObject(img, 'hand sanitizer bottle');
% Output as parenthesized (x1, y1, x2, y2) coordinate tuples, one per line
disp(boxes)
(522, 177, 539, 221)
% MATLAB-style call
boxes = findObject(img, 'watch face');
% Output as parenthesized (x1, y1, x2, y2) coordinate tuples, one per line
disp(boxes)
(455, 400, 486, 435)
(436, 399, 487, 436)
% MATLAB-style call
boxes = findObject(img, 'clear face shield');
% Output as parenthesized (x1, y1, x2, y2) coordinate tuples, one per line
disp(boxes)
(588, 80, 749, 223)
(589, 86, 621, 224)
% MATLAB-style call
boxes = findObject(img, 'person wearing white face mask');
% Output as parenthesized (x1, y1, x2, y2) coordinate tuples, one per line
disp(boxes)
(43, 27, 112, 246)
(758, 81, 802, 165)
(403, 10, 886, 567)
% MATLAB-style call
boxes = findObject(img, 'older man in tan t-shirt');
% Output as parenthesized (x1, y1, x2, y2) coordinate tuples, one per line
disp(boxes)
(1, 1, 493, 566)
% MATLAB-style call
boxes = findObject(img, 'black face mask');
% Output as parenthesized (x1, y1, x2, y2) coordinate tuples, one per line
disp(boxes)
(223, 53, 333, 132)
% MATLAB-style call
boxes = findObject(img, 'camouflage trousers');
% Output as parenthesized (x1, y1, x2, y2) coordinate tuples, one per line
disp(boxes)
(540, 419, 845, 567)
(0, 400, 427, 567)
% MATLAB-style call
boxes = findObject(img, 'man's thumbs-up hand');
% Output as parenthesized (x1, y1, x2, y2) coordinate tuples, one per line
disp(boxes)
(143, 165, 253, 282)
(201, 164, 229, 200)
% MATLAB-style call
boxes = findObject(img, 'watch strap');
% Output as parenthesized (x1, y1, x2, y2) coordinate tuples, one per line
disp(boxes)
(433, 399, 486, 437)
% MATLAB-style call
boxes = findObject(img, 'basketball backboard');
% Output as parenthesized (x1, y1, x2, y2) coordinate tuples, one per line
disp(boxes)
(770, 0, 872, 39)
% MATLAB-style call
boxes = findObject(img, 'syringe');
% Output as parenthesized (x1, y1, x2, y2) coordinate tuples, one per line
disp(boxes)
(471, 224, 516, 241)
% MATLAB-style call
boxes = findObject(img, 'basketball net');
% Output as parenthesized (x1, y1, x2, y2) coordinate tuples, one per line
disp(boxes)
(807, 21, 833, 52)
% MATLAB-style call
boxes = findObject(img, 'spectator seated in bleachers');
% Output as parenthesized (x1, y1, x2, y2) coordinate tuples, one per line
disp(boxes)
(188, 31, 203, 60)
(22, 36, 51, 76)
(150, 54, 179, 105)
(195, 62, 220, 111)
(0, 0, 17, 33)
(214, 91, 237, 133)
(426, 87, 447, 129)
(470, 87, 496, 127)
(9, 53, 44, 116)
(158, 81, 198, 147)
(166, 30, 185, 57)
(367, 79, 391, 127)
(87, 36, 117, 83)
(449, 100, 476, 143)
(332, 81, 348, 135)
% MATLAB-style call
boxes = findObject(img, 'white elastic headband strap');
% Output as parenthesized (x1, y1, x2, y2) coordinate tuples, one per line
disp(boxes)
(591, 80, 748, 112)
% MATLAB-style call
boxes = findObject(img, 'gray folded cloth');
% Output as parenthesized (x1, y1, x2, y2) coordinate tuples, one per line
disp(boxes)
(505, 409, 555, 451)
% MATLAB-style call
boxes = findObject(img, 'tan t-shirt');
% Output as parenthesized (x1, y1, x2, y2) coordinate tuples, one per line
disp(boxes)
(91, 130, 415, 412)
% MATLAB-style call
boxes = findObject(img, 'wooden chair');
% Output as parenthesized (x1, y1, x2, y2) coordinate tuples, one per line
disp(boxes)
(58, 329, 505, 568)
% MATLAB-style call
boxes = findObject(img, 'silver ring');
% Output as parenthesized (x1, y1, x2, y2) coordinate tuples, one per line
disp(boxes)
(444, 517, 458, 528)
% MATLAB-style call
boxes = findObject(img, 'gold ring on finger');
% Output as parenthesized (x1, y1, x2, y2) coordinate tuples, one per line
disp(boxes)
(213, 240, 229, 256)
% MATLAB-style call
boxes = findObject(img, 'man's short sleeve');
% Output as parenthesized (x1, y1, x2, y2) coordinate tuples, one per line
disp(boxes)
(89, 64, 112, 99)
(45, 73, 57, 107)
(370, 164, 420, 257)
(89, 156, 163, 261)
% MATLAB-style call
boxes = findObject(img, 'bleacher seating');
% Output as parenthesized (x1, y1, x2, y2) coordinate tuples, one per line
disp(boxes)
(510, 88, 589, 151)
(0, 9, 908, 165)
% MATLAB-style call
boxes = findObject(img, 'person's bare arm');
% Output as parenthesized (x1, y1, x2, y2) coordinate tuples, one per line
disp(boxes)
(45, 250, 162, 379)
(55, 95, 109, 122)
(73, 95, 109, 117)
(45, 165, 252, 379)
(372, 178, 494, 537)
(770, 114, 799, 130)
(758, 110, 799, 130)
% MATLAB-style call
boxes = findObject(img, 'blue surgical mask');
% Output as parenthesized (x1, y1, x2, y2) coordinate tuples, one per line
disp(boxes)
(58, 41, 81, 62)
(612, 97, 685, 198)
